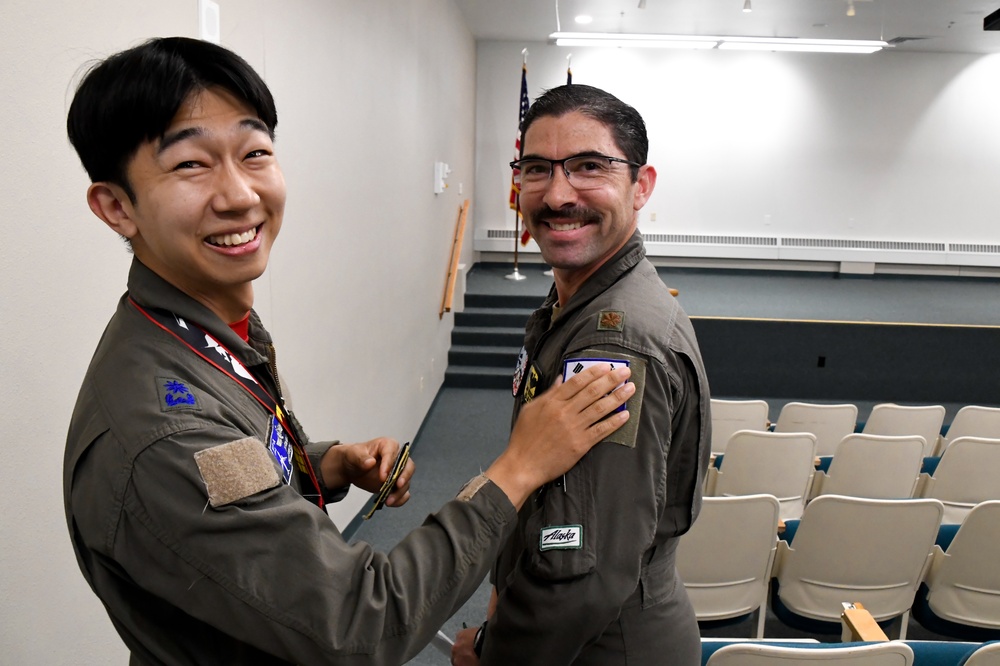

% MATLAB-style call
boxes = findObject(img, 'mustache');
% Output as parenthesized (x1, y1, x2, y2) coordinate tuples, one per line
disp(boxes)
(532, 206, 602, 224)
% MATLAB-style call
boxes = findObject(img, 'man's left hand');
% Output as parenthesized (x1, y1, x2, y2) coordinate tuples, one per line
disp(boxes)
(320, 438, 414, 507)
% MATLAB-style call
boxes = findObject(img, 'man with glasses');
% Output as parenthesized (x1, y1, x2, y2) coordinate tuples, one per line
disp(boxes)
(453, 85, 711, 665)
(63, 39, 636, 664)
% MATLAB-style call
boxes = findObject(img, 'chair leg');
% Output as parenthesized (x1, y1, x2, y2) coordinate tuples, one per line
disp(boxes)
(755, 597, 768, 638)
(898, 609, 909, 641)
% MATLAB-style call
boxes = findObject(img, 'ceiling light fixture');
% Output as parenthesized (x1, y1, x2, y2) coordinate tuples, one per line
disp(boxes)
(549, 32, 887, 54)
(743, 0, 752, 13)
(847, 0, 856, 17)
(574, 14, 593, 24)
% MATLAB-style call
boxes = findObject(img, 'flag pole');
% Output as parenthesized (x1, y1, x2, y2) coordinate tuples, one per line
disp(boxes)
(507, 48, 529, 282)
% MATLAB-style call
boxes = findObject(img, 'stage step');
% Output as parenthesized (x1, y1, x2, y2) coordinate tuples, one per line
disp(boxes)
(444, 288, 535, 389)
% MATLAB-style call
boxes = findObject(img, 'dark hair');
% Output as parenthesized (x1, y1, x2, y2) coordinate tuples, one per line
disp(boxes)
(520, 84, 647, 182)
(67, 37, 277, 201)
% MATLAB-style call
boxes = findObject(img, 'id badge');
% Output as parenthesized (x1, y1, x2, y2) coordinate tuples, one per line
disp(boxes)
(267, 415, 294, 484)
(562, 357, 630, 413)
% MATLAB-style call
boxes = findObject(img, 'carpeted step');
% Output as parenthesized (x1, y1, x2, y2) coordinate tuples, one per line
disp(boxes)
(448, 344, 519, 369)
(443, 365, 512, 389)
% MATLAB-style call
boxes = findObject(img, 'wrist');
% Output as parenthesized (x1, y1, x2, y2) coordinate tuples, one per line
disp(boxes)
(484, 453, 536, 510)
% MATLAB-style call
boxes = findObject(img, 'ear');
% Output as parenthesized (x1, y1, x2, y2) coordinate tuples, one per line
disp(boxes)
(632, 164, 657, 212)
(87, 182, 139, 239)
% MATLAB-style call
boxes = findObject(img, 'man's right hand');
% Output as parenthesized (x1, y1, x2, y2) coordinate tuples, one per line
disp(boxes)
(484, 363, 633, 510)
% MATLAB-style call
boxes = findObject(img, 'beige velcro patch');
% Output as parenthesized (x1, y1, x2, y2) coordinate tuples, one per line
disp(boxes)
(456, 474, 491, 502)
(194, 437, 281, 507)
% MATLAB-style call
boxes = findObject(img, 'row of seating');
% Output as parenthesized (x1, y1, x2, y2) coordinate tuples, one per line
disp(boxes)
(702, 639, 1000, 666)
(705, 429, 1000, 523)
(711, 400, 1000, 458)
(676, 495, 1000, 643)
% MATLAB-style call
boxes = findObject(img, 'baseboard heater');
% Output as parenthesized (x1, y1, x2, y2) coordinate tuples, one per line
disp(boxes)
(476, 229, 1000, 270)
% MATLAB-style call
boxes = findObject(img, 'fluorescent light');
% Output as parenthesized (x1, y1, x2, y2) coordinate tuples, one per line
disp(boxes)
(551, 32, 720, 50)
(719, 36, 886, 53)
(549, 32, 887, 54)
(743, 0, 752, 12)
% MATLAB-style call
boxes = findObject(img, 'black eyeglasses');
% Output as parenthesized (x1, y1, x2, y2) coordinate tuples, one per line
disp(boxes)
(510, 154, 642, 192)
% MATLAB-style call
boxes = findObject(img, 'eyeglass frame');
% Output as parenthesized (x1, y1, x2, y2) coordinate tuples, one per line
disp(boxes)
(509, 153, 644, 190)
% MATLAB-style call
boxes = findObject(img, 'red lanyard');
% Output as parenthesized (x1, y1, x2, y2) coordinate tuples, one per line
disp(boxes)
(130, 298, 325, 508)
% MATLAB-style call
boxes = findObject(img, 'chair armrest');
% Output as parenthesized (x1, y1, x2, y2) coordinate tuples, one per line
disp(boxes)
(841, 602, 890, 642)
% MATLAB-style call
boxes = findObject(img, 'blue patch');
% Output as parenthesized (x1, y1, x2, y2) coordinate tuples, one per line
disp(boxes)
(157, 377, 200, 412)
(268, 416, 294, 484)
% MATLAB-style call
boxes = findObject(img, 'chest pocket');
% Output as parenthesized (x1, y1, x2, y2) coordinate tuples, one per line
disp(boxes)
(522, 463, 597, 581)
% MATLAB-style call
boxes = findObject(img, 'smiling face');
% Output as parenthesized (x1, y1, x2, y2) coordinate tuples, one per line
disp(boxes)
(87, 87, 286, 323)
(519, 111, 655, 304)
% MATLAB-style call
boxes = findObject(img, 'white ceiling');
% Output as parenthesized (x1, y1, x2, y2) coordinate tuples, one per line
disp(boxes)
(453, 0, 1000, 54)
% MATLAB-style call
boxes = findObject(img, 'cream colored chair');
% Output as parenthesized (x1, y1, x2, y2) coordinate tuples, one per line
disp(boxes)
(917, 436, 1000, 524)
(706, 641, 914, 666)
(937, 405, 1000, 456)
(771, 495, 943, 640)
(710, 398, 770, 455)
(913, 501, 1000, 641)
(811, 434, 925, 500)
(964, 642, 1000, 666)
(676, 494, 780, 638)
(775, 402, 858, 457)
(862, 403, 945, 458)
(707, 430, 817, 521)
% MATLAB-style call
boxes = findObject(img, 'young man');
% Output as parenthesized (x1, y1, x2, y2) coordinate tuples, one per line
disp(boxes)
(63, 38, 634, 665)
(453, 85, 711, 665)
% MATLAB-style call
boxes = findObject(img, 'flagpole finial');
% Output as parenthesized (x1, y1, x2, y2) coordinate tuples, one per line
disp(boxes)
(521, 48, 528, 65)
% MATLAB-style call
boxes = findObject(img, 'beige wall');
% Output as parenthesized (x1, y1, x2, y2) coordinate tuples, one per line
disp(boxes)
(0, 0, 475, 661)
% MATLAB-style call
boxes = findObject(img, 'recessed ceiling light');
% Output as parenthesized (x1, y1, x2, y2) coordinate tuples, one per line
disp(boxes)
(575, 15, 594, 25)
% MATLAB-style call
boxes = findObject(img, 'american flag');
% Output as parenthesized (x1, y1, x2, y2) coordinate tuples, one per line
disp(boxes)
(511, 63, 533, 246)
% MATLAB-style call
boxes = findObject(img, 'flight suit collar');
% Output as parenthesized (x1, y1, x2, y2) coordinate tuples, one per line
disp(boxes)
(126, 257, 271, 367)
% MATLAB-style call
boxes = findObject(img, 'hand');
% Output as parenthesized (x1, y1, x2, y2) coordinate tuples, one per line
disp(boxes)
(319, 438, 415, 507)
(485, 363, 634, 509)
(451, 626, 480, 666)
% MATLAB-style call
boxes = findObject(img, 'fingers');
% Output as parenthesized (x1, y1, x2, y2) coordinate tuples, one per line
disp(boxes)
(384, 458, 415, 507)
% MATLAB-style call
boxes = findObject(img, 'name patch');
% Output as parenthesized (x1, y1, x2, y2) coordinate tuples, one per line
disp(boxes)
(539, 525, 583, 551)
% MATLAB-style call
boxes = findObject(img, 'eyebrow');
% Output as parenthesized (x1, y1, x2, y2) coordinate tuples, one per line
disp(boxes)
(156, 118, 272, 155)
(519, 151, 612, 162)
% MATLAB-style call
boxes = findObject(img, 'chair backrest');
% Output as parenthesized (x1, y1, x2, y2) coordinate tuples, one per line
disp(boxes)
(775, 402, 859, 457)
(710, 399, 771, 454)
(863, 403, 946, 458)
(706, 641, 914, 666)
(713, 430, 817, 521)
(676, 494, 780, 636)
(963, 641, 1000, 666)
(925, 501, 1000, 631)
(921, 437, 1000, 524)
(944, 406, 1000, 451)
(816, 434, 925, 500)
(774, 495, 943, 623)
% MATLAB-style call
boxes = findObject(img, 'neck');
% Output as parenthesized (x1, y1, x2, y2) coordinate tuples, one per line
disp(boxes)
(190, 284, 255, 325)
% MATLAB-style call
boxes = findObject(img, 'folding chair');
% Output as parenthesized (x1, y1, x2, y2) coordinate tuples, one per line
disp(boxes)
(775, 402, 858, 457)
(811, 434, 924, 500)
(676, 494, 780, 638)
(863, 403, 945, 459)
(711, 398, 770, 455)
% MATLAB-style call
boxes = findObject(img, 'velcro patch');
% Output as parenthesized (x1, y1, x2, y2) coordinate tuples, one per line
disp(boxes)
(565, 348, 646, 448)
(540, 525, 583, 551)
(194, 437, 280, 507)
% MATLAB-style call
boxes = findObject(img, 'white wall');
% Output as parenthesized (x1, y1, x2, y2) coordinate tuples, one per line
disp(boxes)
(474, 41, 1000, 268)
(0, 0, 475, 662)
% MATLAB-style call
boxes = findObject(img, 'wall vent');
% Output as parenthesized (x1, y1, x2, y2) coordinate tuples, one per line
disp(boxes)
(644, 233, 778, 246)
(487, 229, 518, 239)
(782, 238, 946, 252)
(949, 243, 1000, 254)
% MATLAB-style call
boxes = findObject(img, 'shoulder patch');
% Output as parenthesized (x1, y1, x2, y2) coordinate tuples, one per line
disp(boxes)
(564, 349, 646, 448)
(597, 310, 625, 332)
(194, 437, 281, 507)
(157, 376, 201, 412)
